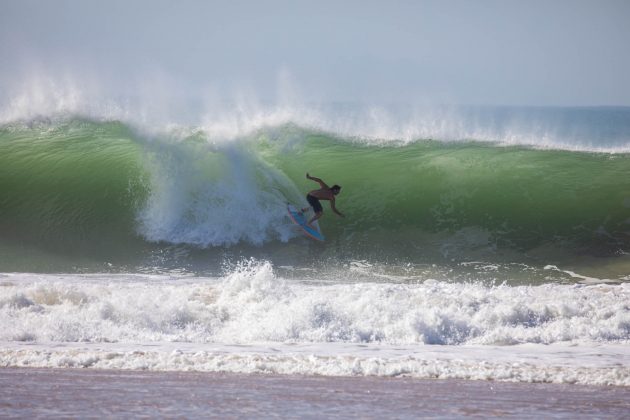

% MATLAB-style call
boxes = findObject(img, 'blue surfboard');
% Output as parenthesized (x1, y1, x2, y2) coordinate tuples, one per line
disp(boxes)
(287, 204, 325, 241)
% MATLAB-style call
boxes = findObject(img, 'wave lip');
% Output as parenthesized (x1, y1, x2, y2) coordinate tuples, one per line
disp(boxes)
(2, 85, 630, 152)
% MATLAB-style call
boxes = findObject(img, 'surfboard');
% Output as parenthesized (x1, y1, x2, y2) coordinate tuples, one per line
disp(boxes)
(287, 203, 325, 241)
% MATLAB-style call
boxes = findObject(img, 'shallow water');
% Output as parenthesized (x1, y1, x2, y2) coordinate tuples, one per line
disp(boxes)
(1, 368, 629, 418)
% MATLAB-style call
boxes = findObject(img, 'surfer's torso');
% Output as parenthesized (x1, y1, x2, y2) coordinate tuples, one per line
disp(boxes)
(307, 188, 336, 201)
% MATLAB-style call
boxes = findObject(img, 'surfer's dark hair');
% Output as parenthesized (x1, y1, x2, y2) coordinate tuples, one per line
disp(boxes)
(331, 185, 341, 194)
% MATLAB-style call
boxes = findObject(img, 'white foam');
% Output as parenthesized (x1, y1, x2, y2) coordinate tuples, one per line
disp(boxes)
(544, 265, 622, 284)
(1, 264, 629, 346)
(1, 266, 629, 385)
(1, 341, 628, 386)
(136, 137, 301, 246)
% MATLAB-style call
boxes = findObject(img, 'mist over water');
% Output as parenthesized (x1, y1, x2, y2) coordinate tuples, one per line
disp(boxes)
(2, 73, 630, 151)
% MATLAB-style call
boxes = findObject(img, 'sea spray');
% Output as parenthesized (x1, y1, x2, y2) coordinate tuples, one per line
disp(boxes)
(136, 132, 300, 246)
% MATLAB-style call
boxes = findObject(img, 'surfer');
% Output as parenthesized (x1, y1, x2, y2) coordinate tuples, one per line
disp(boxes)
(302, 173, 344, 226)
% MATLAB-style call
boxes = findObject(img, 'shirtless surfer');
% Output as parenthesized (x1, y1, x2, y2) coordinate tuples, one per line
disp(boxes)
(301, 173, 344, 226)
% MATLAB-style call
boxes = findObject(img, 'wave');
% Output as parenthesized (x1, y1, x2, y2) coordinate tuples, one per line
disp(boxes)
(1, 116, 629, 279)
(0, 116, 630, 266)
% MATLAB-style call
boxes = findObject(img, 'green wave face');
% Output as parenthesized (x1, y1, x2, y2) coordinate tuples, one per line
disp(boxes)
(0, 120, 148, 267)
(0, 119, 629, 276)
(271, 133, 630, 255)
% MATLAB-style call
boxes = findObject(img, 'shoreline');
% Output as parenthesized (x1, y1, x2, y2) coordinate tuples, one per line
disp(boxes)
(2, 367, 629, 418)
(2, 340, 629, 387)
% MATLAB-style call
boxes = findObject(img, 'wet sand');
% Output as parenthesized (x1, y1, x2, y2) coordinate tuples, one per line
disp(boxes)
(1, 367, 629, 418)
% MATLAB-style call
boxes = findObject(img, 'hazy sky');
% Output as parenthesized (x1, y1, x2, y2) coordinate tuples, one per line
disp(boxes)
(1, 0, 629, 106)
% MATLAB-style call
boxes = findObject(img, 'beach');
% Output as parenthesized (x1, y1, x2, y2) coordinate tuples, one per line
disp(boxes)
(2, 368, 629, 418)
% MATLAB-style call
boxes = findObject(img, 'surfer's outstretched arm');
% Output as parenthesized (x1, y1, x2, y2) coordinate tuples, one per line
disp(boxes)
(306, 173, 329, 188)
(330, 200, 344, 217)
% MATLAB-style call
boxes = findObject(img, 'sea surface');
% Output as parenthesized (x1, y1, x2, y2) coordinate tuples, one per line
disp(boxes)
(1, 103, 629, 385)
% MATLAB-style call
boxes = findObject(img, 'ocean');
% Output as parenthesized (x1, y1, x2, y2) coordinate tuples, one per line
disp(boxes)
(1, 103, 629, 386)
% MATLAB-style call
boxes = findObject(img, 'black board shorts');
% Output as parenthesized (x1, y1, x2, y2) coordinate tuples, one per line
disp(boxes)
(306, 194, 323, 213)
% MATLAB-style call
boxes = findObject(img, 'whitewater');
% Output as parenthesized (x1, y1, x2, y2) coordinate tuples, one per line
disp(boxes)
(1, 96, 629, 386)
(2, 264, 630, 385)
